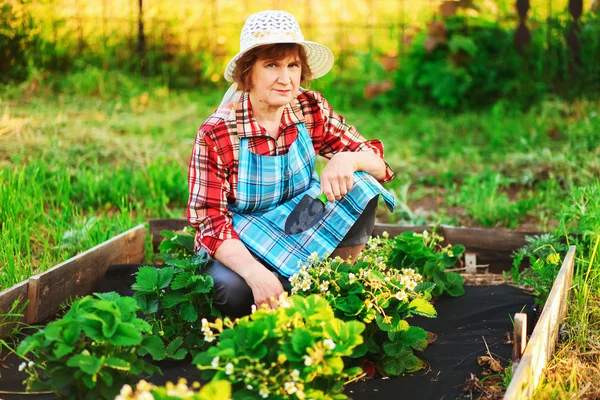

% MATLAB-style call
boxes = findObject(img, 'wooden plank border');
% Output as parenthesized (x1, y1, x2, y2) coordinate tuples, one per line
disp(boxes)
(25, 224, 146, 324)
(0, 225, 147, 339)
(0, 280, 29, 339)
(504, 245, 576, 399)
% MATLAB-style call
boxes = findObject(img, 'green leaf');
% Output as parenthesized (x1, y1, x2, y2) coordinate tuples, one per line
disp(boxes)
(99, 370, 114, 387)
(108, 323, 143, 346)
(162, 292, 187, 308)
(181, 302, 198, 322)
(132, 266, 159, 292)
(157, 267, 175, 289)
(104, 357, 130, 371)
(170, 348, 187, 360)
(401, 326, 428, 348)
(414, 282, 436, 294)
(116, 296, 140, 321)
(62, 323, 81, 346)
(48, 367, 74, 388)
(191, 275, 214, 294)
(291, 328, 313, 354)
(382, 350, 424, 376)
(197, 380, 231, 400)
(383, 340, 405, 357)
(140, 335, 166, 361)
(445, 272, 465, 297)
(53, 343, 76, 358)
(409, 298, 437, 318)
(334, 294, 363, 316)
(166, 337, 184, 354)
(66, 353, 103, 375)
(171, 272, 192, 290)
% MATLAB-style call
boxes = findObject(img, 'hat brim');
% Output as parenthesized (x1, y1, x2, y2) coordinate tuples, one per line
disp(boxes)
(224, 41, 334, 82)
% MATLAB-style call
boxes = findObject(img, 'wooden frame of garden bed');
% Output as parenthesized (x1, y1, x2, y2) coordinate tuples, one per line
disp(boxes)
(0, 225, 146, 339)
(504, 245, 576, 399)
(0, 218, 571, 399)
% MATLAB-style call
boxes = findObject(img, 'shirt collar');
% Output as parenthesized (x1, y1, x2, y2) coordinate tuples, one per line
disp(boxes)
(235, 92, 305, 139)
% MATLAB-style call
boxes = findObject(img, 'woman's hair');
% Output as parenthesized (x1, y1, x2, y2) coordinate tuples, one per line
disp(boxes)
(232, 43, 312, 91)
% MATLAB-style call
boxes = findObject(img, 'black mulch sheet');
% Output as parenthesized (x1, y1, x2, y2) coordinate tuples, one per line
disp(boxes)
(0, 264, 536, 400)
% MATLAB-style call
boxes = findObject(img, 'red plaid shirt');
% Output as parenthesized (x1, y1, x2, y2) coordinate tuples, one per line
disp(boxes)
(187, 89, 395, 256)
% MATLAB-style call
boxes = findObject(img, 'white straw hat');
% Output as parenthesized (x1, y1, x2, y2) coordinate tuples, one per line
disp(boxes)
(224, 10, 334, 82)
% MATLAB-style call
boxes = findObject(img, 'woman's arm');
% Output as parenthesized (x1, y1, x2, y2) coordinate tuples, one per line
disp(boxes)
(214, 239, 284, 309)
(320, 151, 386, 202)
(304, 91, 395, 184)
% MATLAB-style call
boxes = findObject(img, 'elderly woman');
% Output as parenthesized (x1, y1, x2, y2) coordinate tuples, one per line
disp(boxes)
(187, 10, 395, 317)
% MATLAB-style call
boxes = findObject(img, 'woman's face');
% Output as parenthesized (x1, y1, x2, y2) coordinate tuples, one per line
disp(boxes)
(249, 53, 302, 110)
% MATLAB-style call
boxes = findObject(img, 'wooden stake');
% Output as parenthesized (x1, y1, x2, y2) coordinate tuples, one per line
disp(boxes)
(512, 312, 528, 371)
(26, 276, 40, 324)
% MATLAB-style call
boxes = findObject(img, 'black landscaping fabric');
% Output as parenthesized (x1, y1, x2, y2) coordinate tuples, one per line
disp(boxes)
(0, 264, 536, 400)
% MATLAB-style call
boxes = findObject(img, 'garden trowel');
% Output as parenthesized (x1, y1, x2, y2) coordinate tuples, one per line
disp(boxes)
(284, 193, 329, 235)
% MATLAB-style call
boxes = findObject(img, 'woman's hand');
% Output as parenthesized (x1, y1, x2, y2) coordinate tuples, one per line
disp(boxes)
(320, 152, 356, 202)
(245, 262, 285, 309)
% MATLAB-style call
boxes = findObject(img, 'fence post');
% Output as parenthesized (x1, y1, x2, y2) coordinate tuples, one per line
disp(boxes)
(567, 0, 583, 66)
(515, 0, 531, 52)
(137, 0, 146, 73)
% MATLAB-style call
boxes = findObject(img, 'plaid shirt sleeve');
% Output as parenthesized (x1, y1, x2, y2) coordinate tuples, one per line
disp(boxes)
(187, 126, 239, 256)
(309, 91, 395, 184)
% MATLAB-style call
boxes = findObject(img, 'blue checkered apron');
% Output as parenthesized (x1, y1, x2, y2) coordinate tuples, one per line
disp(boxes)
(230, 123, 394, 277)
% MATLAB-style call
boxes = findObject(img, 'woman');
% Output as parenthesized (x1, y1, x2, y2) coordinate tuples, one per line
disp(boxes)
(187, 10, 395, 317)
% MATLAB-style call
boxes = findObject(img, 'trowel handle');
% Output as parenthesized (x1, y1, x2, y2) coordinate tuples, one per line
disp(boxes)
(316, 193, 328, 205)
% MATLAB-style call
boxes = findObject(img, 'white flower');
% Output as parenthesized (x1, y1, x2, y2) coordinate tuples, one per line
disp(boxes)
(204, 330, 216, 343)
(119, 384, 133, 397)
(247, 384, 253, 390)
(348, 273, 356, 284)
(28, 361, 34, 368)
(400, 276, 411, 287)
(225, 362, 234, 375)
(18, 362, 27, 371)
(201, 318, 209, 330)
(323, 339, 336, 350)
(414, 273, 423, 282)
(291, 369, 300, 381)
(251, 304, 257, 313)
(448, 250, 454, 257)
(402, 268, 415, 277)
(308, 252, 320, 263)
(406, 280, 417, 291)
(395, 290, 408, 302)
(384, 276, 391, 282)
(301, 280, 311, 292)
(422, 230, 429, 237)
(382, 231, 389, 239)
(319, 281, 330, 292)
(284, 381, 297, 394)
(303, 355, 313, 366)
(360, 269, 369, 278)
(259, 387, 270, 398)
(279, 293, 291, 308)
(211, 356, 220, 368)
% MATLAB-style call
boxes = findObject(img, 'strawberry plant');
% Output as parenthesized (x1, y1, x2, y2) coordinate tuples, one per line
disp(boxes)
(381, 231, 465, 297)
(193, 294, 364, 399)
(117, 378, 231, 400)
(132, 253, 220, 360)
(16, 292, 161, 400)
(290, 253, 437, 376)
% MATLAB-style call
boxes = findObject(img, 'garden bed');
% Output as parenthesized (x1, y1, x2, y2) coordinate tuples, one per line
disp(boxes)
(0, 221, 574, 399)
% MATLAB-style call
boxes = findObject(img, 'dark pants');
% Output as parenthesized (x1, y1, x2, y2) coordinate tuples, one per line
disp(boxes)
(204, 196, 379, 318)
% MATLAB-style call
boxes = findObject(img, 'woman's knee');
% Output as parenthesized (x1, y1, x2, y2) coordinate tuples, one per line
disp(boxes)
(204, 258, 254, 318)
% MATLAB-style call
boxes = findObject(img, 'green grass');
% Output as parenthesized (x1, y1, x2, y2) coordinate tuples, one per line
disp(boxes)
(1, 70, 600, 397)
